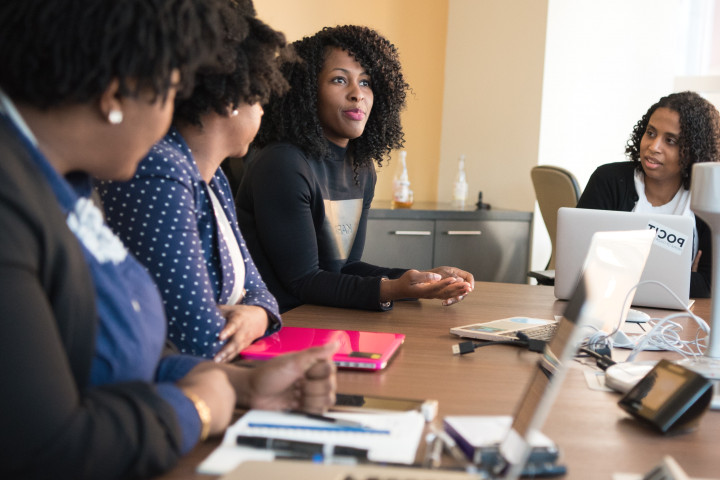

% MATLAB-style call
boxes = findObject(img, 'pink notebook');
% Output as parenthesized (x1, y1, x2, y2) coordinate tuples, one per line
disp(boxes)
(240, 327, 405, 371)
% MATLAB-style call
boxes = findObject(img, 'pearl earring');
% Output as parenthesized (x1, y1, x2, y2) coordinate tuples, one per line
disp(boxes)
(231, 109, 239, 117)
(108, 110, 123, 125)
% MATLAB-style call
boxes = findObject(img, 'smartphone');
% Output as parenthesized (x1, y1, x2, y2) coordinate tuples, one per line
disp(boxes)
(332, 393, 438, 421)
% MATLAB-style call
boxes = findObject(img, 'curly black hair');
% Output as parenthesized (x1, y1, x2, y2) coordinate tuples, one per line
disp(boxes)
(173, 0, 292, 128)
(625, 91, 720, 189)
(252, 24, 409, 173)
(0, 0, 226, 108)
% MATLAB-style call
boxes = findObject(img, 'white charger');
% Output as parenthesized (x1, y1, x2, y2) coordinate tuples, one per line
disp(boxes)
(604, 361, 657, 393)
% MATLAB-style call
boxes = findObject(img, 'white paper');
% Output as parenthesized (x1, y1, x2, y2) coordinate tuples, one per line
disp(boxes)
(198, 409, 425, 475)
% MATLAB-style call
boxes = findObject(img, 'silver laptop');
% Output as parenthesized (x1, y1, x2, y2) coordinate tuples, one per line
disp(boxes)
(450, 316, 558, 342)
(219, 233, 648, 480)
(554, 207, 694, 309)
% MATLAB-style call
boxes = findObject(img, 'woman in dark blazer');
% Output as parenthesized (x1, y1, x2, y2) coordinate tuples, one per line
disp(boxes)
(0, 1, 336, 478)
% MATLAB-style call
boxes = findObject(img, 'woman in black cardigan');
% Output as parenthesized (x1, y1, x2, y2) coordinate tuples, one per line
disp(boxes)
(577, 91, 720, 298)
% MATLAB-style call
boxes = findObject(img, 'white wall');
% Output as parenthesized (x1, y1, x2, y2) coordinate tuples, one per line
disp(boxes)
(531, 0, 716, 271)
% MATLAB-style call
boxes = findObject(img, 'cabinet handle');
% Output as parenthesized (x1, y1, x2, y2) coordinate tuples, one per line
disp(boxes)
(445, 231, 482, 236)
(391, 230, 432, 236)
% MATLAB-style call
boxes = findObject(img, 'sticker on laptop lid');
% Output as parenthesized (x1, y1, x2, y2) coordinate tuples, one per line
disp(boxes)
(647, 221, 689, 255)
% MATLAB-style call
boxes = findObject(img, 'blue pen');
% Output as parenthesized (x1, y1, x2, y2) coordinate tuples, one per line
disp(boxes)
(247, 422, 391, 434)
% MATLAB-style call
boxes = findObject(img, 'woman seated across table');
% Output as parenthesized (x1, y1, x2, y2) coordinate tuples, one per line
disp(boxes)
(0, 1, 336, 479)
(98, 1, 287, 363)
(235, 25, 475, 313)
(576, 91, 720, 298)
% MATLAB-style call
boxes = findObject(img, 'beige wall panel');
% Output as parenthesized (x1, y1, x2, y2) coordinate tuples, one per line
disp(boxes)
(438, 0, 548, 211)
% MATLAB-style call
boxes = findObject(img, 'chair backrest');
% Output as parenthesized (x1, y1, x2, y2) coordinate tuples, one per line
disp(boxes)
(531, 165, 581, 270)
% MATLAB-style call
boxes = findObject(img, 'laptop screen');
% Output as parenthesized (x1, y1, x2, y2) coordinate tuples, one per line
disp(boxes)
(509, 279, 585, 442)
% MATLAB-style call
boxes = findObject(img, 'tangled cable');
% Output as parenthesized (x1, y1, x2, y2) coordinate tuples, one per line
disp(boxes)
(580, 280, 709, 362)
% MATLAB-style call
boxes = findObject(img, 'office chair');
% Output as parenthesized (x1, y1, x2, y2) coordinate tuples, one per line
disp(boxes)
(528, 165, 581, 285)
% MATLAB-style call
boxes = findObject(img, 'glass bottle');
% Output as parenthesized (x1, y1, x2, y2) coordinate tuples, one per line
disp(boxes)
(392, 150, 413, 208)
(452, 154, 468, 208)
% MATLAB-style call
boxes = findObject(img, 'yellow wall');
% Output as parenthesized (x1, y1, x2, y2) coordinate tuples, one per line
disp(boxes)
(254, 0, 449, 203)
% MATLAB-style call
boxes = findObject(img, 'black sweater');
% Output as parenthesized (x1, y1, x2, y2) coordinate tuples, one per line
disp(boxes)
(235, 142, 406, 312)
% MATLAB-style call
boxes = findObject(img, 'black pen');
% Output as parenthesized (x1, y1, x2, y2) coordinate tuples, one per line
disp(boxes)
(286, 409, 367, 428)
(236, 435, 324, 456)
(236, 435, 369, 461)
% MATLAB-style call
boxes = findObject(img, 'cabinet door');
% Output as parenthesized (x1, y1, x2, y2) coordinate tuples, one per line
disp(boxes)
(362, 219, 434, 270)
(433, 220, 530, 283)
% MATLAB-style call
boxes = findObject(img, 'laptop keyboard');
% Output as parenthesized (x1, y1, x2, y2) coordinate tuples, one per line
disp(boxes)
(500, 323, 558, 341)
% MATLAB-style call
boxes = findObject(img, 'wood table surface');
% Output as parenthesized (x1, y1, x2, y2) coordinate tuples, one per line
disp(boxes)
(156, 282, 719, 480)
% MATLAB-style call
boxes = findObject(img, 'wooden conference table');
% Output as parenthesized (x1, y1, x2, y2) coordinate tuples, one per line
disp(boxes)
(158, 282, 719, 480)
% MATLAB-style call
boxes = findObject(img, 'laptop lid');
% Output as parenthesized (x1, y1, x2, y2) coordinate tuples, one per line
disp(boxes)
(449, 317, 557, 343)
(499, 229, 655, 480)
(240, 326, 405, 371)
(554, 207, 694, 309)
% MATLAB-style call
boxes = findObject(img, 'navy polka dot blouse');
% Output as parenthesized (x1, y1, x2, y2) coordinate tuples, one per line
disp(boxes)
(97, 128, 281, 358)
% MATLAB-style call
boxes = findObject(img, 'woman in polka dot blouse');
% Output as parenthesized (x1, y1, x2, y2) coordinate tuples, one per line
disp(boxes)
(98, 4, 289, 362)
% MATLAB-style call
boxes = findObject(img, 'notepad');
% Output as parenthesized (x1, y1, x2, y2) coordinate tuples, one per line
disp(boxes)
(197, 409, 425, 475)
(443, 416, 558, 467)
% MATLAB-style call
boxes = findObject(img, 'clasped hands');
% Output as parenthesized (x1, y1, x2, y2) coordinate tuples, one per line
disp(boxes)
(380, 266, 475, 306)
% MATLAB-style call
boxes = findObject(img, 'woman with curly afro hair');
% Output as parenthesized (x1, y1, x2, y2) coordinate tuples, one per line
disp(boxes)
(235, 25, 474, 313)
(98, 0, 292, 363)
(577, 91, 720, 297)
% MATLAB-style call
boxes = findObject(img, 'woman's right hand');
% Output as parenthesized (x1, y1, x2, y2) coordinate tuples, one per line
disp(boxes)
(177, 367, 236, 439)
(214, 304, 269, 363)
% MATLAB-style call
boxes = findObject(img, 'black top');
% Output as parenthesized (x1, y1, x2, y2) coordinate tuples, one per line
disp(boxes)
(0, 119, 183, 479)
(235, 142, 406, 312)
(576, 161, 711, 298)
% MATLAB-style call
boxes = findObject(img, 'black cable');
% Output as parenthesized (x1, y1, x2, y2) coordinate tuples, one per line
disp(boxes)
(578, 346, 616, 370)
(516, 332, 548, 352)
(451, 340, 518, 355)
(452, 334, 547, 355)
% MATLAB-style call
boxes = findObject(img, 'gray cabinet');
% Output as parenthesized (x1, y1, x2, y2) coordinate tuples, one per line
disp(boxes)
(364, 219, 435, 270)
(363, 202, 532, 284)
